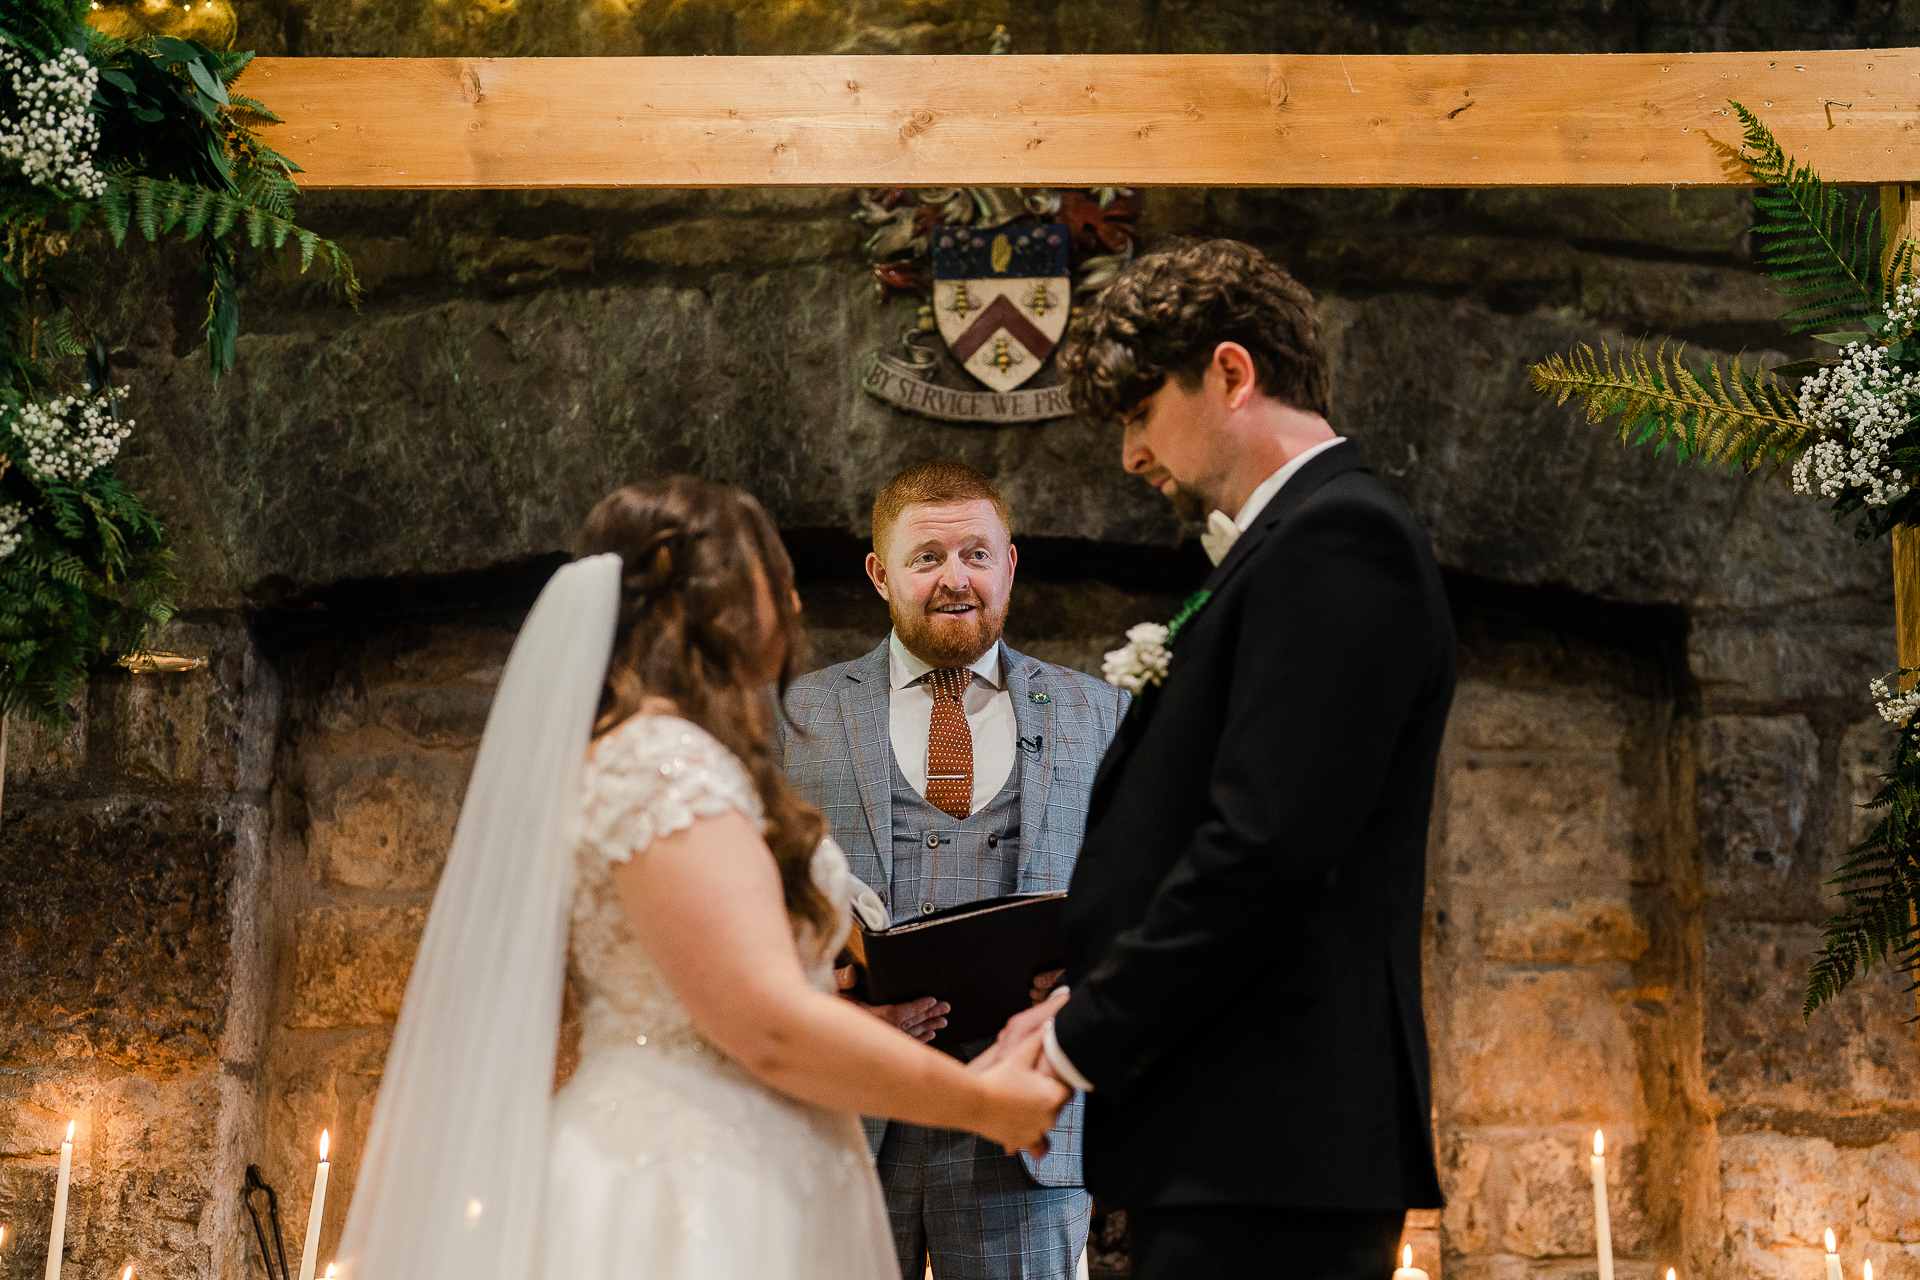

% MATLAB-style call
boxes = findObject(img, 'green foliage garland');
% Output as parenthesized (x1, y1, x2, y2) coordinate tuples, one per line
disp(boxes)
(0, 0, 357, 727)
(1807, 682, 1920, 1014)
(1528, 104, 1920, 1016)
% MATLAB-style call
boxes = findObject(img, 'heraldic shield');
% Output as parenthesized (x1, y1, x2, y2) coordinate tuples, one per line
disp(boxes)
(932, 223, 1071, 393)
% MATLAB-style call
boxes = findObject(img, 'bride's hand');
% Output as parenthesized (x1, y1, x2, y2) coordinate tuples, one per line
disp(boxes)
(971, 987, 1068, 1072)
(971, 1030, 1070, 1157)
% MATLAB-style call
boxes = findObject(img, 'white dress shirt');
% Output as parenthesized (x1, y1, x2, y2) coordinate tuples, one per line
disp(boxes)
(1200, 436, 1349, 566)
(887, 631, 1016, 814)
(1042, 435, 1348, 1090)
(1233, 435, 1346, 530)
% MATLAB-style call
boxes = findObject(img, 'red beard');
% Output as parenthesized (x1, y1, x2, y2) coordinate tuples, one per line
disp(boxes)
(891, 589, 1008, 667)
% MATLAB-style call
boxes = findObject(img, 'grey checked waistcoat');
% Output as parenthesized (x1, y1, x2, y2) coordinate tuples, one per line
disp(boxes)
(885, 755, 1021, 926)
(776, 638, 1131, 1188)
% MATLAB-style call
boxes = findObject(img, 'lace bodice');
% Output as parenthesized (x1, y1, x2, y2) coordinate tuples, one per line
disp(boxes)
(570, 714, 858, 1063)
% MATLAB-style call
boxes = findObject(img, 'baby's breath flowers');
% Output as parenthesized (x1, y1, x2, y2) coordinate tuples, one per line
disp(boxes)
(0, 42, 105, 199)
(0, 500, 24, 561)
(1870, 672, 1920, 727)
(1885, 281, 1920, 334)
(1791, 339, 1920, 506)
(8, 389, 132, 485)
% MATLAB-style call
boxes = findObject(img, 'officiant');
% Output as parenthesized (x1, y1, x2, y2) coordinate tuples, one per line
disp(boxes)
(778, 460, 1127, 1280)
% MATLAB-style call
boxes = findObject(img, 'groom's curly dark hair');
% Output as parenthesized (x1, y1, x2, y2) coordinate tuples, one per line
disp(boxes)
(1058, 239, 1330, 425)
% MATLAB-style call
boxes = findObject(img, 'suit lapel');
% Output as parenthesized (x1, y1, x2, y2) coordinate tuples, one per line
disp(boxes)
(837, 641, 895, 892)
(1202, 440, 1368, 596)
(1003, 642, 1053, 890)
(1087, 442, 1370, 824)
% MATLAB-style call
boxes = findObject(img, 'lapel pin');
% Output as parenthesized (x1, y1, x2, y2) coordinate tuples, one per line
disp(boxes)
(1029, 691, 1050, 703)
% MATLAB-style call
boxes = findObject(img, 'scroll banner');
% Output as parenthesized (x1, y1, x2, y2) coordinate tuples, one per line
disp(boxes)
(863, 354, 1074, 425)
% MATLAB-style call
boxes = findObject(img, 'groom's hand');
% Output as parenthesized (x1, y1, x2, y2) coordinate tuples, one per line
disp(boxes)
(834, 965, 950, 1043)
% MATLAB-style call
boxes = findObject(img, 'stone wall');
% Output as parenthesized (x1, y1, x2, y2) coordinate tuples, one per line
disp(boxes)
(0, 619, 277, 1280)
(6, 1, 1920, 1278)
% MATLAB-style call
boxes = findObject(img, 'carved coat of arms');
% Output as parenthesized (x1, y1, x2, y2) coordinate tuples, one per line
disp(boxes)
(857, 187, 1140, 425)
(932, 224, 1070, 393)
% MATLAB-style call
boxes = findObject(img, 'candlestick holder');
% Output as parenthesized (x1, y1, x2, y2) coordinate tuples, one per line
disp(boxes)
(243, 1167, 291, 1280)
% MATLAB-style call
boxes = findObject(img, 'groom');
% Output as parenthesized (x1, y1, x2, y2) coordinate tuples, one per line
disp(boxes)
(779, 460, 1128, 1280)
(1025, 241, 1456, 1278)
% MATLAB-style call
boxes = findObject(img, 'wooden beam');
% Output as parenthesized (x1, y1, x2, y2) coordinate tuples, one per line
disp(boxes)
(246, 50, 1920, 191)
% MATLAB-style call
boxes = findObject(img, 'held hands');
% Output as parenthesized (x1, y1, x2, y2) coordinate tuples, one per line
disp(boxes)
(984, 986, 1069, 1072)
(969, 986, 1070, 1079)
(966, 1024, 1070, 1157)
(833, 964, 950, 1043)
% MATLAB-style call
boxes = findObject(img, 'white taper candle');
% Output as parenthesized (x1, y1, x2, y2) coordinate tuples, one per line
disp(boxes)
(297, 1131, 331, 1280)
(1827, 1230, 1843, 1280)
(42, 1122, 73, 1280)
(1591, 1130, 1614, 1280)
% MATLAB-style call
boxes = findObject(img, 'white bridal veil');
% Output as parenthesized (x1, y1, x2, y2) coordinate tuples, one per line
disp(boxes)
(333, 553, 621, 1280)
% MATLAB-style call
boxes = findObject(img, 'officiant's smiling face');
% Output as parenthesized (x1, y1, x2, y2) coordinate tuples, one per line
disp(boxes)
(865, 499, 1017, 668)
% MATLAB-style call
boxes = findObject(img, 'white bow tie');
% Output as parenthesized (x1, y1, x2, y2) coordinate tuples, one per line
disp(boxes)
(1200, 510, 1240, 566)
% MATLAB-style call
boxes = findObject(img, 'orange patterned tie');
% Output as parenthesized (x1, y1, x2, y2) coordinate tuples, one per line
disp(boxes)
(924, 668, 975, 820)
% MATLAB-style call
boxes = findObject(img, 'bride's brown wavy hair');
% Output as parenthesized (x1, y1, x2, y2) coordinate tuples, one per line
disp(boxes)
(574, 477, 831, 931)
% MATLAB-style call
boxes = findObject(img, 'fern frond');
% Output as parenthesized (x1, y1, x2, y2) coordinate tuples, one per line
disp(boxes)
(102, 177, 363, 301)
(1734, 101, 1884, 333)
(1807, 736, 1920, 1015)
(42, 310, 83, 359)
(225, 90, 282, 125)
(1529, 340, 1812, 473)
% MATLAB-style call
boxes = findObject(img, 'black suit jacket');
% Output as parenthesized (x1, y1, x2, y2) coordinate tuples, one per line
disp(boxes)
(1053, 441, 1454, 1211)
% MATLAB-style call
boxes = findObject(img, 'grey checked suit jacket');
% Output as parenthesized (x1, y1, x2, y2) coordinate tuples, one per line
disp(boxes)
(777, 638, 1129, 1188)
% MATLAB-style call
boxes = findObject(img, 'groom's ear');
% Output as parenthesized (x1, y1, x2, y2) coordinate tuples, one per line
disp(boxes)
(864, 550, 893, 602)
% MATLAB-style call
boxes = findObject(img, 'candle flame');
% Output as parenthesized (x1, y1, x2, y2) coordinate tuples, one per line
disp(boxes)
(1667, 1270, 1676, 1280)
(1404, 1246, 1413, 1269)
(1, 1225, 6, 1247)
(122, 1267, 133, 1280)
(1827, 1230, 1838, 1255)
(65, 1121, 75, 1142)
(1594, 1129, 1604, 1156)
(466, 1198, 484, 1226)
(1866, 1262, 1874, 1280)
(326, 1267, 338, 1279)
(320, 1129, 330, 1161)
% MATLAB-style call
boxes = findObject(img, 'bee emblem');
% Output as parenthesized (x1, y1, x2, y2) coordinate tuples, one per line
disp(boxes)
(987, 335, 1025, 375)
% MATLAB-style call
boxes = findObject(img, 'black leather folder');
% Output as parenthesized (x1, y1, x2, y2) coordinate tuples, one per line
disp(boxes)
(847, 891, 1067, 1057)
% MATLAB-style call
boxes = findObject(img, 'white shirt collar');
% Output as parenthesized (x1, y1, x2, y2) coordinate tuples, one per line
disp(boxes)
(887, 630, 1004, 693)
(1231, 436, 1348, 531)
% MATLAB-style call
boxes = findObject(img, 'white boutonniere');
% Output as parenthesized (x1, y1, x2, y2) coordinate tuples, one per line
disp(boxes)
(1102, 621, 1172, 694)
(1102, 589, 1212, 694)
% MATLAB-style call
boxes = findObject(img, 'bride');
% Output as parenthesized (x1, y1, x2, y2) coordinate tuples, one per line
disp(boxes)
(332, 478, 1069, 1280)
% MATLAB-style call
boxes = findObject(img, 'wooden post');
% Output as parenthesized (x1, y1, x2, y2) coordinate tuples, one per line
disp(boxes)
(1884, 186, 1920, 1029)
(1883, 186, 1920, 687)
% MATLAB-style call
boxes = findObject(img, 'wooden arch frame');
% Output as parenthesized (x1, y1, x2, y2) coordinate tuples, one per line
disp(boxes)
(247, 48, 1920, 657)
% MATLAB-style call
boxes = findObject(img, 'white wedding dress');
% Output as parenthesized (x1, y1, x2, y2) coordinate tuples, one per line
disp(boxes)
(537, 712, 900, 1280)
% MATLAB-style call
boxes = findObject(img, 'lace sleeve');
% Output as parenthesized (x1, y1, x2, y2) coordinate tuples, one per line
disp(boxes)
(579, 716, 766, 864)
